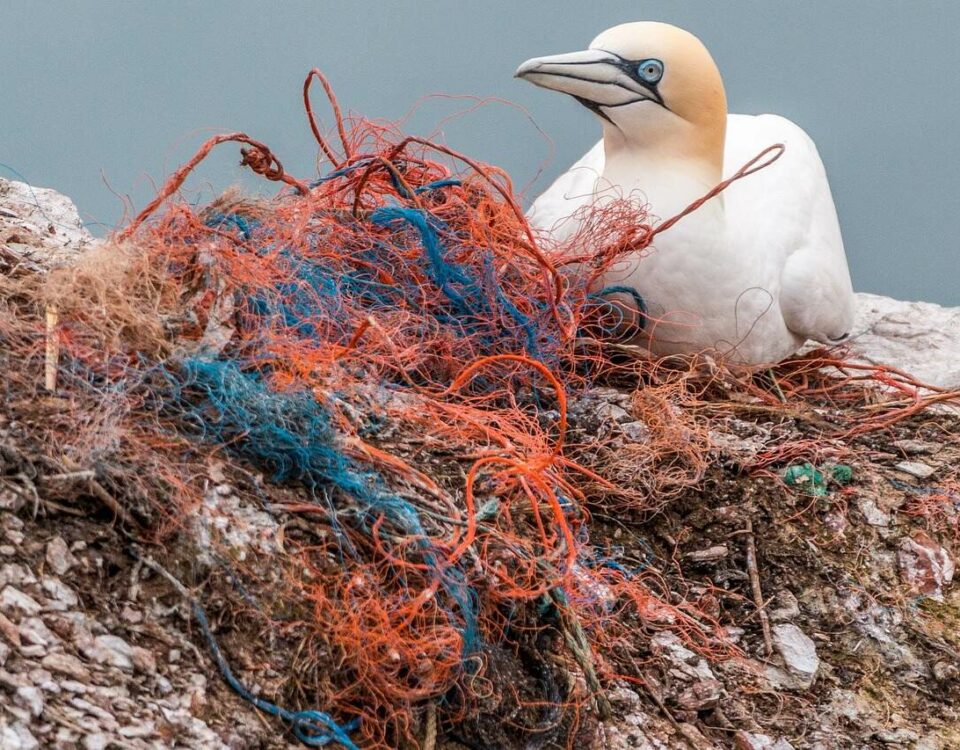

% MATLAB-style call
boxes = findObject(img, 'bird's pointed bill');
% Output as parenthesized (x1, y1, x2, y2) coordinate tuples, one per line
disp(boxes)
(515, 49, 657, 107)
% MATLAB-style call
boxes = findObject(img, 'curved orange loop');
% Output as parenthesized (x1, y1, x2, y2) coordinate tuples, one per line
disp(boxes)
(118, 133, 308, 240)
(440, 354, 567, 455)
(303, 68, 352, 168)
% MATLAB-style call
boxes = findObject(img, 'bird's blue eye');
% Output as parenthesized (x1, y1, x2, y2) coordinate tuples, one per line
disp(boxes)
(637, 59, 664, 84)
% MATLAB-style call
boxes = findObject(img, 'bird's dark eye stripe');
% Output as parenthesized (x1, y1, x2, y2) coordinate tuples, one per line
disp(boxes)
(596, 50, 665, 86)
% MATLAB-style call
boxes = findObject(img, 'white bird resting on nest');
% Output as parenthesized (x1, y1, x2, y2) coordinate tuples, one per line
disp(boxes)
(516, 21, 855, 366)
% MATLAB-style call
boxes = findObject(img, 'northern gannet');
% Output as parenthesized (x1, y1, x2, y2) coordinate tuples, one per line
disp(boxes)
(516, 22, 855, 365)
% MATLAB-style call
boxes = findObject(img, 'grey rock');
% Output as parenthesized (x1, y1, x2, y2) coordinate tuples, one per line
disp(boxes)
(607, 685, 642, 709)
(18, 616, 60, 647)
(685, 545, 728, 563)
(771, 623, 819, 689)
(154, 675, 173, 695)
(0, 668, 30, 689)
(14, 725, 39, 750)
(131, 646, 156, 674)
(4, 706, 32, 724)
(3, 531, 24, 547)
(851, 293, 960, 391)
(0, 178, 93, 268)
(676, 679, 723, 711)
(119, 605, 142, 624)
(81, 733, 109, 750)
(595, 402, 632, 423)
(650, 632, 716, 682)
(40, 577, 79, 610)
(60, 680, 88, 694)
(735, 732, 796, 750)
(0, 724, 21, 750)
(45, 537, 77, 577)
(85, 634, 134, 671)
(14, 685, 45, 717)
(5, 721, 40, 750)
(894, 461, 937, 480)
(53, 727, 79, 748)
(892, 439, 941, 455)
(932, 660, 959, 683)
(41, 652, 91, 681)
(0, 587, 42, 617)
(118, 721, 155, 738)
(69, 696, 117, 726)
(857, 496, 890, 527)
(0, 564, 36, 588)
(0, 490, 25, 513)
(620, 421, 650, 442)
(769, 590, 801, 622)
(875, 727, 919, 744)
(27, 667, 53, 686)
(898, 532, 955, 601)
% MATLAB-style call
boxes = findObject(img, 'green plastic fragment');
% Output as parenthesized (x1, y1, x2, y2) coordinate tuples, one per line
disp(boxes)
(781, 462, 853, 496)
(830, 464, 854, 484)
(782, 462, 826, 495)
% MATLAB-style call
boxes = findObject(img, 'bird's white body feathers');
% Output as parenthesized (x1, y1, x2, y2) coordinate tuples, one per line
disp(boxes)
(527, 113, 855, 364)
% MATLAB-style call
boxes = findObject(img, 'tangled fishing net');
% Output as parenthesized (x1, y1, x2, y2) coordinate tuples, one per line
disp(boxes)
(2, 70, 957, 749)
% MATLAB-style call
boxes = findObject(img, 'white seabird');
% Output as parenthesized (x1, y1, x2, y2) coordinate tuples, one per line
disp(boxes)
(516, 21, 855, 365)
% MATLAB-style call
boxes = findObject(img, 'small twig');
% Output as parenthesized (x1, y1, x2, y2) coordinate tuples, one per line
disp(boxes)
(422, 702, 437, 750)
(38, 499, 86, 517)
(131, 548, 193, 600)
(737, 594, 777, 626)
(86, 477, 138, 528)
(765, 367, 787, 404)
(40, 470, 96, 483)
(44, 305, 59, 392)
(5, 474, 40, 518)
(60, 457, 138, 529)
(744, 520, 774, 657)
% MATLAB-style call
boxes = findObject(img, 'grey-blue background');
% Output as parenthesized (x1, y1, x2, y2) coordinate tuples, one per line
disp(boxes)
(3, 1, 957, 304)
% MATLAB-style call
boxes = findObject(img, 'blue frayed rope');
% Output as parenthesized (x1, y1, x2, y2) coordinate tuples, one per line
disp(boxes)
(163, 357, 479, 652)
(193, 602, 361, 748)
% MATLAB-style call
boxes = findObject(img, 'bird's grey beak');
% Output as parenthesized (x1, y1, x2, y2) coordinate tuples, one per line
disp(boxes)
(515, 49, 660, 109)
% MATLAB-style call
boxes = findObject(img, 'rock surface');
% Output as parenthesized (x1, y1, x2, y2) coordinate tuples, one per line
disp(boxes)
(0, 178, 94, 271)
(850, 292, 960, 390)
(770, 623, 820, 690)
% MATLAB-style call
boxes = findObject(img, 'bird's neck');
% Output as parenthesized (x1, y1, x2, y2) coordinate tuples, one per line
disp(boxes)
(600, 128, 725, 222)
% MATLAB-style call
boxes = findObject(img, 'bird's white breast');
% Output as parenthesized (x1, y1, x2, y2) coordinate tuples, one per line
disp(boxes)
(527, 113, 854, 364)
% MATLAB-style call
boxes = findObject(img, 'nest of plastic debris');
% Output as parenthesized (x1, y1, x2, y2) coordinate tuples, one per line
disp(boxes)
(1, 70, 958, 750)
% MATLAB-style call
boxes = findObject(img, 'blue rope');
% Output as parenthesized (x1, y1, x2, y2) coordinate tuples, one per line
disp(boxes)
(205, 212, 254, 240)
(368, 205, 545, 358)
(593, 285, 647, 332)
(310, 160, 372, 188)
(888, 477, 960, 505)
(164, 358, 479, 652)
(415, 178, 462, 193)
(193, 602, 361, 748)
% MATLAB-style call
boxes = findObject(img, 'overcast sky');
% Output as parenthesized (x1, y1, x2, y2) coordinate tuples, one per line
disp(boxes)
(3, 1, 958, 304)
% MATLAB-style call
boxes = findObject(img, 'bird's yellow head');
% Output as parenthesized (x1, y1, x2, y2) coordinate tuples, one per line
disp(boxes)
(516, 22, 727, 168)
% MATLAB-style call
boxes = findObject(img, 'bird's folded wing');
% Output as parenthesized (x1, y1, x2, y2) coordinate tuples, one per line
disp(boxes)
(725, 114, 855, 343)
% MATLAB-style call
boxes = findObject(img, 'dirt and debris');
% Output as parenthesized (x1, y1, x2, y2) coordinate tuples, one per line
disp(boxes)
(3, 385, 958, 748)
